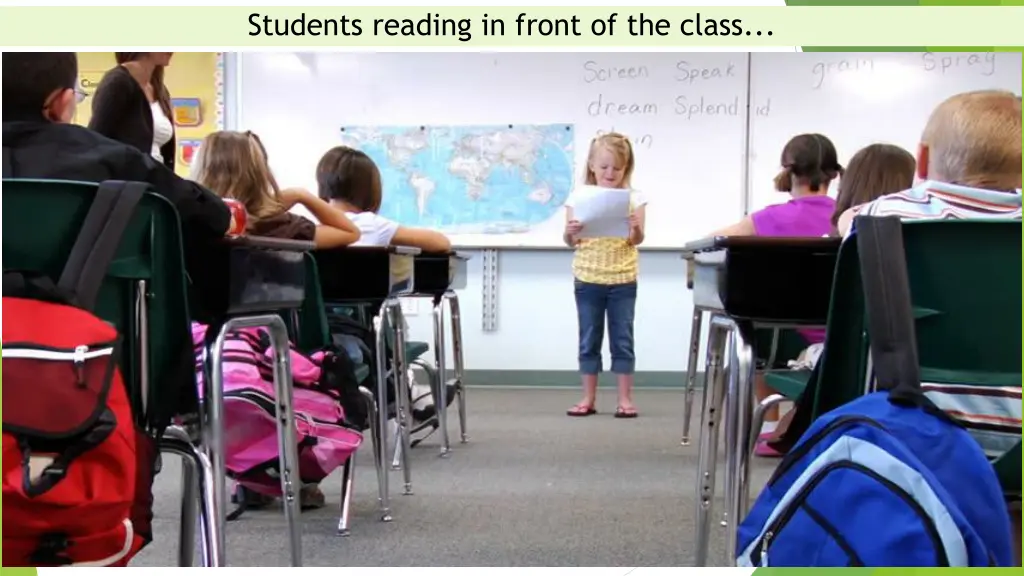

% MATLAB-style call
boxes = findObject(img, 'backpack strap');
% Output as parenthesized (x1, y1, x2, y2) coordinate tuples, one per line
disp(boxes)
(854, 215, 959, 423)
(854, 215, 921, 396)
(57, 180, 147, 311)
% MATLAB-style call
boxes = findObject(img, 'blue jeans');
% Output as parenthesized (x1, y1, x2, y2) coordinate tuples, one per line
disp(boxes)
(574, 279, 637, 375)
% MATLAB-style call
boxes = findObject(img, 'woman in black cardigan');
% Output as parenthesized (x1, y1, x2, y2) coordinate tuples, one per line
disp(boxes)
(89, 52, 177, 172)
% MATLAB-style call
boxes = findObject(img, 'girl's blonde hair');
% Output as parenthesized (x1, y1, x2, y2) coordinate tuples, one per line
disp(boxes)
(583, 132, 635, 188)
(190, 130, 283, 224)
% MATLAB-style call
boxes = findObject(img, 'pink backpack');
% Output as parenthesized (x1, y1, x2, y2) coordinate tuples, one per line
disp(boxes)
(191, 323, 363, 501)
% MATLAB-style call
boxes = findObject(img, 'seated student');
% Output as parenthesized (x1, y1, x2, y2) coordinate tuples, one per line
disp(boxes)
(2, 51, 231, 561)
(710, 133, 843, 457)
(763, 142, 917, 451)
(829, 143, 916, 237)
(2, 52, 230, 242)
(190, 130, 364, 511)
(836, 90, 1022, 236)
(190, 130, 361, 247)
(790, 90, 1022, 564)
(314, 145, 452, 425)
(314, 145, 451, 252)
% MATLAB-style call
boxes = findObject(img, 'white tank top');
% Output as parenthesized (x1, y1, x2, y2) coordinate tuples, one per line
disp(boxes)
(150, 101, 174, 163)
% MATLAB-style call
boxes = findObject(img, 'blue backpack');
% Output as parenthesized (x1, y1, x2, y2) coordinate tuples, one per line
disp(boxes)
(736, 216, 1014, 567)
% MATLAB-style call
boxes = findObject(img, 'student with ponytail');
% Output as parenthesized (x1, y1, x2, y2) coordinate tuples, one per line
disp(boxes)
(713, 133, 843, 239)
(709, 133, 843, 457)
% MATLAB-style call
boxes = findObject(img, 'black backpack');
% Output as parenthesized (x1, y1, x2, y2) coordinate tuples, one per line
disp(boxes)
(325, 310, 398, 418)
(314, 343, 370, 432)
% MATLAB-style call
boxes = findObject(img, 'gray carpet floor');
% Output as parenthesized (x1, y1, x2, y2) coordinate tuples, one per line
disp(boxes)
(132, 388, 777, 567)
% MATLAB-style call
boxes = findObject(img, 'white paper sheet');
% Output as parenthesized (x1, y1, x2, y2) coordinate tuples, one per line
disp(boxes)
(569, 186, 631, 239)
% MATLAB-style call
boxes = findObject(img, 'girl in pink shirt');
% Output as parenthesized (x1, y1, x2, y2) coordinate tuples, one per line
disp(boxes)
(711, 133, 843, 456)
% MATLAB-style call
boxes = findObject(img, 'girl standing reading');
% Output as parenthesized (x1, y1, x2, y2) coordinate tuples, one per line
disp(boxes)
(563, 133, 647, 419)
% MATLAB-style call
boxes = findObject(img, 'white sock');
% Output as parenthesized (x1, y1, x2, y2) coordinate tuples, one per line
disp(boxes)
(760, 421, 777, 435)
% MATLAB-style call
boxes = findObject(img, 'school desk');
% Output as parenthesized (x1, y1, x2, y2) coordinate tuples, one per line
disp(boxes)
(680, 235, 841, 566)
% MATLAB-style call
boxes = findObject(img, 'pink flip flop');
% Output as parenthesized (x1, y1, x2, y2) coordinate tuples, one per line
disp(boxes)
(567, 404, 597, 417)
(754, 432, 784, 458)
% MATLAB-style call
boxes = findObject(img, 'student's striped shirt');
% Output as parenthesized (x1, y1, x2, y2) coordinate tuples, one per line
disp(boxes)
(851, 179, 1022, 231)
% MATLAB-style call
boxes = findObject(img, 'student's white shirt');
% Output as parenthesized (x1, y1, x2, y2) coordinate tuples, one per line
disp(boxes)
(345, 211, 400, 246)
(345, 211, 411, 331)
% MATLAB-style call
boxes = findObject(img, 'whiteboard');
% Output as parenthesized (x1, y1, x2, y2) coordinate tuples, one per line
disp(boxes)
(236, 51, 1022, 250)
(748, 52, 1022, 213)
(236, 51, 751, 249)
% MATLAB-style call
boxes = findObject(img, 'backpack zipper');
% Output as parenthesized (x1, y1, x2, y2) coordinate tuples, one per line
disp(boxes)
(73, 345, 88, 387)
(767, 415, 887, 486)
(754, 460, 840, 565)
(801, 501, 865, 566)
(2, 343, 114, 361)
(848, 461, 949, 566)
(759, 530, 772, 566)
(3, 343, 113, 388)
(228, 389, 357, 431)
(753, 459, 948, 566)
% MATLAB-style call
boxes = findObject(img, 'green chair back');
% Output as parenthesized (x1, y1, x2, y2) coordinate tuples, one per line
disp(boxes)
(292, 253, 331, 352)
(810, 219, 1021, 494)
(808, 235, 872, 421)
(904, 220, 1021, 382)
(3, 179, 195, 432)
(901, 219, 1021, 494)
(754, 328, 812, 369)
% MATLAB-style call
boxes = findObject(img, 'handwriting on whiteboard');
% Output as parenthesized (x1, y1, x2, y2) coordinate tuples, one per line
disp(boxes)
(811, 53, 998, 90)
(580, 58, 753, 150)
(922, 52, 996, 77)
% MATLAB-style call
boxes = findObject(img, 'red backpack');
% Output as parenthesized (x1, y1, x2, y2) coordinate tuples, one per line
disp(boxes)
(2, 181, 155, 567)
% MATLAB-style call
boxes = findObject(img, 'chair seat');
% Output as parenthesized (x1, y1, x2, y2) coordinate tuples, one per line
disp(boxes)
(764, 369, 812, 400)
(405, 340, 430, 361)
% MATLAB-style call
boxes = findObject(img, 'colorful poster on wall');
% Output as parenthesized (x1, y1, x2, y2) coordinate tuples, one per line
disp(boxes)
(73, 52, 223, 178)
(171, 97, 203, 127)
(178, 139, 203, 169)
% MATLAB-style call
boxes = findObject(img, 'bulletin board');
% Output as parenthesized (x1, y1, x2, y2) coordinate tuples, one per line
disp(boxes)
(74, 52, 225, 178)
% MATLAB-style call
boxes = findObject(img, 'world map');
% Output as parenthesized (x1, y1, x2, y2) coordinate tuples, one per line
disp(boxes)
(338, 124, 575, 234)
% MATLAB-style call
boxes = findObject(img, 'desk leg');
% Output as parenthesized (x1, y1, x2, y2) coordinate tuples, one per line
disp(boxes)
(432, 297, 451, 456)
(135, 280, 150, 414)
(177, 452, 198, 567)
(361, 384, 390, 522)
(201, 328, 229, 567)
(390, 301, 415, 495)
(694, 320, 729, 567)
(336, 452, 356, 536)
(723, 320, 756, 567)
(265, 316, 303, 567)
(681, 307, 704, 445)
(163, 426, 215, 567)
(372, 314, 392, 521)
(446, 292, 469, 443)
(721, 323, 737, 535)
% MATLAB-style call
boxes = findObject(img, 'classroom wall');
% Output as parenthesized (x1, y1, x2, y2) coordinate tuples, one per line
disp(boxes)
(74, 52, 224, 178)
(222, 51, 1021, 388)
(399, 249, 692, 387)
